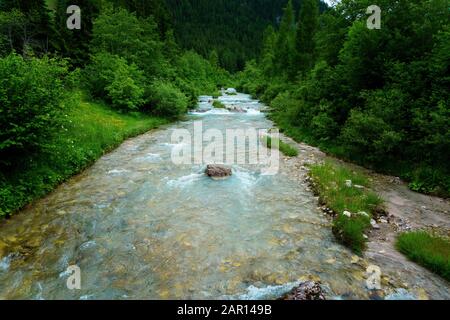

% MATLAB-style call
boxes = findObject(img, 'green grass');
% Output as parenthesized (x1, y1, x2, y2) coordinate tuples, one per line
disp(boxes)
(262, 135, 299, 157)
(396, 231, 450, 281)
(212, 100, 226, 109)
(0, 92, 168, 218)
(309, 161, 384, 254)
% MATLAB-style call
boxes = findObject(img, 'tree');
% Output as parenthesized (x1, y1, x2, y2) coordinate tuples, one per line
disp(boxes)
(274, 0, 296, 77)
(90, 5, 166, 78)
(209, 49, 219, 69)
(0, 0, 53, 56)
(295, 0, 319, 74)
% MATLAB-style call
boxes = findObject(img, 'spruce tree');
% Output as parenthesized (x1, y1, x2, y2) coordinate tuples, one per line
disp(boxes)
(295, 0, 319, 74)
(274, 0, 296, 78)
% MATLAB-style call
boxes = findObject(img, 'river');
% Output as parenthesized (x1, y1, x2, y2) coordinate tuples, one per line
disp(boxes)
(0, 93, 443, 299)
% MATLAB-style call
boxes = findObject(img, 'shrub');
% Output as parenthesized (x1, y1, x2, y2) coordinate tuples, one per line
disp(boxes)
(0, 54, 67, 166)
(396, 231, 450, 281)
(311, 111, 339, 140)
(340, 109, 402, 164)
(106, 67, 145, 111)
(146, 81, 188, 118)
(84, 52, 145, 112)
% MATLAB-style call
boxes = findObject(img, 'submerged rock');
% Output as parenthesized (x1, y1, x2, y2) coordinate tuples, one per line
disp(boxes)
(283, 281, 326, 300)
(205, 165, 232, 180)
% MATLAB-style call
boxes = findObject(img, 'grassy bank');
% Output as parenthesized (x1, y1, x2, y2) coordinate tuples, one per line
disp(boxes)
(262, 135, 299, 157)
(0, 93, 168, 218)
(396, 231, 450, 281)
(309, 161, 384, 254)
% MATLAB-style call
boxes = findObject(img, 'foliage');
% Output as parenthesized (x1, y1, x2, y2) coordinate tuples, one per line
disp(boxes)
(84, 52, 145, 111)
(0, 1, 235, 217)
(0, 54, 67, 166)
(396, 231, 450, 281)
(165, 0, 328, 71)
(146, 81, 189, 118)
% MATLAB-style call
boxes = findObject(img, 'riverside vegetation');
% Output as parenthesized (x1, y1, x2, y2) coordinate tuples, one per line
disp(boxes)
(238, 0, 450, 198)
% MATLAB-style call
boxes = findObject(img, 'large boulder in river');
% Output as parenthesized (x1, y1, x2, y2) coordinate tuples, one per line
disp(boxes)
(205, 165, 232, 180)
(283, 281, 326, 300)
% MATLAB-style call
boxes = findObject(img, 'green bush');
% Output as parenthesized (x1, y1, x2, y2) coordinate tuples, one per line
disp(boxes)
(396, 231, 450, 281)
(340, 110, 402, 164)
(84, 52, 145, 111)
(0, 54, 67, 166)
(106, 66, 145, 111)
(147, 81, 188, 118)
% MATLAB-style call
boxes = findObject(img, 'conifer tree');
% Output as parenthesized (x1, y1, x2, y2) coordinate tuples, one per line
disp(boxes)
(295, 0, 319, 74)
(274, 0, 296, 78)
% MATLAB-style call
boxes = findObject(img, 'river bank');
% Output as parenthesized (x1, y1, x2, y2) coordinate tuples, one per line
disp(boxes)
(277, 132, 450, 299)
(0, 93, 168, 219)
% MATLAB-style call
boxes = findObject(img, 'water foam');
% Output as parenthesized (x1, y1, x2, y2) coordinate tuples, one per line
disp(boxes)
(0, 254, 13, 272)
(231, 281, 299, 300)
(107, 169, 130, 175)
(167, 172, 205, 188)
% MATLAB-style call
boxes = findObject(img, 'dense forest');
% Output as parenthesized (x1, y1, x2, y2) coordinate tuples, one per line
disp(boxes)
(166, 0, 328, 71)
(238, 0, 450, 197)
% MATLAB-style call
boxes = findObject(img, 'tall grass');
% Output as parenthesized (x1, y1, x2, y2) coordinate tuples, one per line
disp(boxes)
(396, 231, 450, 281)
(309, 161, 383, 254)
(212, 100, 226, 109)
(262, 135, 299, 157)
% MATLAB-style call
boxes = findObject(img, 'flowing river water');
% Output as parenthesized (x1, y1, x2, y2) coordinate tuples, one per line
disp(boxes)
(0, 93, 444, 300)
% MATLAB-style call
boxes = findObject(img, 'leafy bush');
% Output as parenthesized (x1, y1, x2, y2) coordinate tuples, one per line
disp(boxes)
(0, 54, 67, 166)
(106, 67, 145, 111)
(84, 52, 145, 111)
(396, 231, 450, 281)
(146, 81, 188, 118)
(340, 110, 402, 164)
(311, 111, 338, 140)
